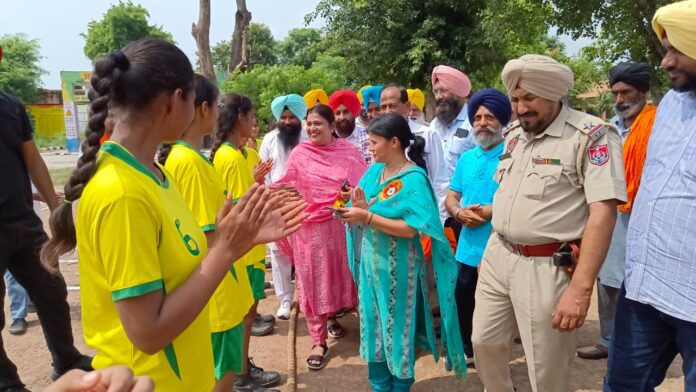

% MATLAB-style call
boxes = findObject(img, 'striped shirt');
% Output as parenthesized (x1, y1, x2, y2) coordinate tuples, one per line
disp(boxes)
(341, 124, 372, 165)
(625, 90, 696, 322)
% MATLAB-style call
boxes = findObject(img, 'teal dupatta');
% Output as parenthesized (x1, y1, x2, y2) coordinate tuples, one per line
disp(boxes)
(346, 163, 466, 379)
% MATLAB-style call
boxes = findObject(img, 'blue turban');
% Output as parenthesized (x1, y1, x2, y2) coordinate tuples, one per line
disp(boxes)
(360, 85, 383, 112)
(271, 94, 307, 121)
(467, 88, 512, 126)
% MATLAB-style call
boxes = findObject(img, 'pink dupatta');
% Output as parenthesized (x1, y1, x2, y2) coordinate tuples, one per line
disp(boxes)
(275, 138, 368, 223)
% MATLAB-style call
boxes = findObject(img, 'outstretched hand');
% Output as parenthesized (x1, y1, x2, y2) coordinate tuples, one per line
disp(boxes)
(253, 185, 308, 243)
(215, 184, 272, 256)
(45, 366, 154, 392)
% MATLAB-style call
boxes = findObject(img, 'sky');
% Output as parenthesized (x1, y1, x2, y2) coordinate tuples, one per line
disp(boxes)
(1, 0, 591, 89)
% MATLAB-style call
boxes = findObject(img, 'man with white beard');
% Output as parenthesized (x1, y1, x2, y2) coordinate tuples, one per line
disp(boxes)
(445, 88, 512, 365)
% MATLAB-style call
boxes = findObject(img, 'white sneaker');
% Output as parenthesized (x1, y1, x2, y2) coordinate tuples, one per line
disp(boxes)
(276, 300, 292, 320)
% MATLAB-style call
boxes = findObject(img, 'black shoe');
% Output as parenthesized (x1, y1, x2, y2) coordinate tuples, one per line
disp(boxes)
(8, 319, 27, 335)
(264, 281, 272, 290)
(27, 304, 36, 313)
(233, 375, 279, 392)
(50, 355, 93, 381)
(251, 317, 274, 337)
(248, 358, 280, 387)
(256, 313, 276, 324)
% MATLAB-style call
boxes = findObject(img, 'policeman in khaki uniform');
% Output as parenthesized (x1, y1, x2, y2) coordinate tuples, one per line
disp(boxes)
(471, 54, 627, 392)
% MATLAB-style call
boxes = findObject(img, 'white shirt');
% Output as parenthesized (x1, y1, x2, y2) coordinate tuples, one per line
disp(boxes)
(259, 128, 308, 183)
(426, 105, 476, 223)
(409, 120, 449, 223)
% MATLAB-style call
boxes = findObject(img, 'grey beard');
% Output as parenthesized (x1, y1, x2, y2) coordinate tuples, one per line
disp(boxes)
(475, 127, 504, 149)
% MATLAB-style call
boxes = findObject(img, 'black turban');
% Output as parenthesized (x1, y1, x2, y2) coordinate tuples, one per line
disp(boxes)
(609, 62, 652, 93)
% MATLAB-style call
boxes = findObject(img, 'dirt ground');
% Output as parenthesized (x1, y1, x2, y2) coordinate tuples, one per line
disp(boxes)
(4, 206, 685, 391)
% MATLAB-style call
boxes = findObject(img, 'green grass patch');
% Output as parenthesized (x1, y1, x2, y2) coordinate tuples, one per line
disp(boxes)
(35, 134, 67, 149)
(49, 168, 73, 188)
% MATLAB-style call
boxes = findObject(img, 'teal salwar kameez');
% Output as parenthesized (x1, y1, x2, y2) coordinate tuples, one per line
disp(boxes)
(346, 163, 467, 387)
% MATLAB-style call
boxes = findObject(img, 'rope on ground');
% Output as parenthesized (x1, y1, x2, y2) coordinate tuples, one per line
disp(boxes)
(286, 290, 299, 392)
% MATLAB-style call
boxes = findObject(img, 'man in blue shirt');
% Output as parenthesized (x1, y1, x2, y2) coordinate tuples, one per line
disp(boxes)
(605, 2, 696, 391)
(445, 88, 512, 364)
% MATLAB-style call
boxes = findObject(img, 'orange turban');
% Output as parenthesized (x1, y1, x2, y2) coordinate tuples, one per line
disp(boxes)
(329, 90, 361, 117)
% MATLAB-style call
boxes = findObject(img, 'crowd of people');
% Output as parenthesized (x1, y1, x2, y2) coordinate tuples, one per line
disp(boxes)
(0, 1, 695, 391)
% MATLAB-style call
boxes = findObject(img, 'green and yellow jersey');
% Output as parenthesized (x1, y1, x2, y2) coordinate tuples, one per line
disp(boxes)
(76, 141, 214, 391)
(164, 141, 254, 330)
(212, 142, 266, 269)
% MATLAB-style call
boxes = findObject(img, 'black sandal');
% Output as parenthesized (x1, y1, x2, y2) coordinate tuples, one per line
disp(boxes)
(327, 321, 346, 339)
(306, 343, 329, 370)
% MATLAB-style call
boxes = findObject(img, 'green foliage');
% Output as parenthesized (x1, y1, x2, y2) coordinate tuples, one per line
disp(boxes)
(82, 1, 174, 60)
(223, 55, 348, 131)
(208, 23, 277, 73)
(275, 28, 324, 68)
(249, 23, 277, 66)
(210, 40, 232, 72)
(0, 33, 45, 103)
(541, 0, 673, 93)
(308, 0, 552, 89)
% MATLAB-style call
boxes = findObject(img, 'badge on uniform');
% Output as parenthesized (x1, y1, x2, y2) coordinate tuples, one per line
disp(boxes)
(455, 128, 469, 138)
(588, 144, 609, 166)
(500, 136, 519, 161)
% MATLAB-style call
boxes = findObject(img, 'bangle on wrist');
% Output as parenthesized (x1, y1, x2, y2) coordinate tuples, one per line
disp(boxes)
(454, 208, 461, 219)
(366, 212, 374, 225)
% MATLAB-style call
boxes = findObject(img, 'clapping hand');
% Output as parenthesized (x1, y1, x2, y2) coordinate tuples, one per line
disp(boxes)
(253, 159, 274, 184)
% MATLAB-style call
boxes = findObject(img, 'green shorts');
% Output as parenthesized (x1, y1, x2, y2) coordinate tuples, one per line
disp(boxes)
(246, 263, 266, 300)
(211, 323, 244, 379)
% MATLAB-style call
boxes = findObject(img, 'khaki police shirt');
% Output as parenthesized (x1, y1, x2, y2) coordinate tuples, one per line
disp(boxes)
(492, 105, 627, 245)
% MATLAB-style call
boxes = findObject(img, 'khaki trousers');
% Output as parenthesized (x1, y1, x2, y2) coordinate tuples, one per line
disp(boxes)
(472, 235, 578, 392)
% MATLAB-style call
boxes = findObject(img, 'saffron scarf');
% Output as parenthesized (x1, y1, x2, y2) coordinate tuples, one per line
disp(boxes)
(618, 105, 657, 212)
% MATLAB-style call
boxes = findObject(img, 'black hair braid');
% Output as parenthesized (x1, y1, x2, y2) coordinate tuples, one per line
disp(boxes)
(158, 143, 173, 165)
(41, 52, 122, 272)
(209, 126, 231, 162)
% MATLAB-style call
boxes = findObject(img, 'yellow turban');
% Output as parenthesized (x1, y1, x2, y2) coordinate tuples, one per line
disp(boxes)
(303, 89, 329, 108)
(652, 0, 696, 60)
(407, 88, 425, 111)
(356, 85, 372, 105)
(501, 54, 574, 101)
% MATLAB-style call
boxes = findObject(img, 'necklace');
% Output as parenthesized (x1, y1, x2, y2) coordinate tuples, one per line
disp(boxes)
(381, 160, 408, 183)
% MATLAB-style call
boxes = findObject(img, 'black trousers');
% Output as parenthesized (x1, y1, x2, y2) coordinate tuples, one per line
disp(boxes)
(0, 219, 81, 389)
(455, 262, 478, 359)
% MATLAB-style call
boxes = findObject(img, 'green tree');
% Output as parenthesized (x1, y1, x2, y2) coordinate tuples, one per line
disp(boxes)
(0, 33, 45, 103)
(82, 1, 174, 60)
(308, 0, 552, 88)
(223, 55, 348, 131)
(542, 0, 672, 66)
(207, 24, 276, 73)
(275, 28, 324, 68)
(249, 23, 277, 66)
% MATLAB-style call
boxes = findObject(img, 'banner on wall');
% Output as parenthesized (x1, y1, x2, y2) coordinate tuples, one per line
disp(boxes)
(60, 71, 92, 153)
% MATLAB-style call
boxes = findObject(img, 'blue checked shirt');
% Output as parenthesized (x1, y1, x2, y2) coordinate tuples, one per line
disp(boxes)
(449, 143, 503, 267)
(625, 90, 696, 322)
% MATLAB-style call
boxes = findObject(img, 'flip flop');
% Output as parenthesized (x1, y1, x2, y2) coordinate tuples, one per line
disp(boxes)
(306, 343, 329, 371)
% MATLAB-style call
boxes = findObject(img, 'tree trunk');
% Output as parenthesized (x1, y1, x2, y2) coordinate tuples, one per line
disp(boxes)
(229, 0, 251, 74)
(635, 0, 666, 60)
(192, 0, 216, 83)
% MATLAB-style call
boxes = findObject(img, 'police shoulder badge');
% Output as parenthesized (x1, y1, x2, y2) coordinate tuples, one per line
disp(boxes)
(588, 144, 609, 166)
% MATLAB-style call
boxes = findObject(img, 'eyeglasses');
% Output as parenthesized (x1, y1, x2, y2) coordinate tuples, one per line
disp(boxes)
(432, 88, 451, 96)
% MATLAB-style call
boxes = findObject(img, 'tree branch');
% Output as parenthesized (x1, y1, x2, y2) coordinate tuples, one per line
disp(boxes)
(229, 0, 251, 74)
(192, 0, 216, 83)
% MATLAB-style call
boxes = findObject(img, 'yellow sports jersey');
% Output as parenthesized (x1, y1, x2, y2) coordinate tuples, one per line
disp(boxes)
(164, 141, 254, 330)
(212, 142, 266, 268)
(76, 141, 215, 392)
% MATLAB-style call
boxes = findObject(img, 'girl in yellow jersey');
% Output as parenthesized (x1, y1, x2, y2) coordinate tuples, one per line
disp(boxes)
(210, 94, 281, 391)
(40, 39, 306, 392)
(159, 75, 255, 391)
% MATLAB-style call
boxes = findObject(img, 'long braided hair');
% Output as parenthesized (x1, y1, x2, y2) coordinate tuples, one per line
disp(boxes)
(41, 38, 194, 271)
(209, 93, 254, 162)
(158, 74, 219, 165)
